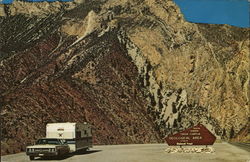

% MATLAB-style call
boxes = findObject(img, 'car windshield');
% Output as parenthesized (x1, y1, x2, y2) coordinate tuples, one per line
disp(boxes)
(36, 139, 60, 145)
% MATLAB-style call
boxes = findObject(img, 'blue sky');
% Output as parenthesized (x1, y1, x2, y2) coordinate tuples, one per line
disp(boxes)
(1, 0, 249, 28)
(0, 0, 72, 4)
(173, 0, 250, 28)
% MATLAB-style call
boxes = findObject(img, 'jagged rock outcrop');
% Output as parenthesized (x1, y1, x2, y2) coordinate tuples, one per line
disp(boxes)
(108, 0, 249, 139)
(1, 0, 249, 155)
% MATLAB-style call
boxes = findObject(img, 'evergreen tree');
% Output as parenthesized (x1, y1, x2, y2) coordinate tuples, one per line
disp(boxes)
(230, 127, 235, 139)
(222, 128, 226, 139)
(172, 103, 177, 113)
(173, 119, 178, 128)
(177, 113, 182, 122)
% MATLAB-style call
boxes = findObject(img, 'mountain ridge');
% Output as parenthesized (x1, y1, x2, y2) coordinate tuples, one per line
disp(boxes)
(1, 0, 249, 155)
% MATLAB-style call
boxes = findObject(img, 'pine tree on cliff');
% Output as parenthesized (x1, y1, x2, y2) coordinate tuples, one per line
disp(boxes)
(222, 128, 226, 139)
(173, 119, 178, 128)
(230, 127, 235, 139)
(172, 103, 177, 114)
(177, 112, 182, 122)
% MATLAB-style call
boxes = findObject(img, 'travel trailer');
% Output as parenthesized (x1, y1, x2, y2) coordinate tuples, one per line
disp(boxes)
(46, 122, 92, 152)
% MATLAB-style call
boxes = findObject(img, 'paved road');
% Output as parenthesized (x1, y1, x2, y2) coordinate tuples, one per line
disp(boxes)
(1, 143, 250, 162)
(229, 142, 250, 152)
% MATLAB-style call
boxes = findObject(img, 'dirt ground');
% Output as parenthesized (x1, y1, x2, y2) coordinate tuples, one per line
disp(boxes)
(1, 143, 250, 162)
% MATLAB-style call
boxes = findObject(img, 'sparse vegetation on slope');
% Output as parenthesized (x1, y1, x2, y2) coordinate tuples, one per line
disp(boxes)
(1, 0, 249, 155)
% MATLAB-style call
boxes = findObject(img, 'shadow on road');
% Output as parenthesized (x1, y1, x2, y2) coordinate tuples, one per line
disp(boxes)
(33, 150, 102, 161)
(72, 150, 102, 155)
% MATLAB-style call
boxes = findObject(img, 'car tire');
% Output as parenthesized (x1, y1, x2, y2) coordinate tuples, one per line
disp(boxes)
(57, 150, 61, 158)
(29, 156, 35, 160)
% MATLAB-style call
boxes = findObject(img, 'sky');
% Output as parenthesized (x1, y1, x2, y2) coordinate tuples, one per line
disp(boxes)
(173, 0, 250, 28)
(0, 0, 72, 3)
(1, 0, 249, 28)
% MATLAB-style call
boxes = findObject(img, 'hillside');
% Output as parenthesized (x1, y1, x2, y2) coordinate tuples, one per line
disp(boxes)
(1, 0, 249, 155)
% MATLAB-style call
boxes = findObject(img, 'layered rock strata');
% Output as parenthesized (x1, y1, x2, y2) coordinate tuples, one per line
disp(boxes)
(1, 0, 249, 155)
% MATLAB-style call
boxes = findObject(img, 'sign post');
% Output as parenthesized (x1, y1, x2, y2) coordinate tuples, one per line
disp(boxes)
(165, 124, 216, 146)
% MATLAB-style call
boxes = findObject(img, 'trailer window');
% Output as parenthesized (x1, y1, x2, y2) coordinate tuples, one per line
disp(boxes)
(66, 139, 76, 144)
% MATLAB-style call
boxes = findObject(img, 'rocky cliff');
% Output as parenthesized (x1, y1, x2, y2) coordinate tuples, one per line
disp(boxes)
(1, 0, 249, 155)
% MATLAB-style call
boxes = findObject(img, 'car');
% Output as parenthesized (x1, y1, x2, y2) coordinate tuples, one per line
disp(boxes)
(26, 138, 70, 160)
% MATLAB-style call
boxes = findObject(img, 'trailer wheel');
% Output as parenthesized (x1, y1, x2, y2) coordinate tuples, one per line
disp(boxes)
(29, 156, 34, 160)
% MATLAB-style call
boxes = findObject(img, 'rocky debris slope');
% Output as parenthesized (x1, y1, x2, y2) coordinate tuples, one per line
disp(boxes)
(1, 0, 249, 155)
(165, 146, 215, 153)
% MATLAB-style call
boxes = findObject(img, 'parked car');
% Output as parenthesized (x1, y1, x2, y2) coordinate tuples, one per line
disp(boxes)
(26, 138, 70, 160)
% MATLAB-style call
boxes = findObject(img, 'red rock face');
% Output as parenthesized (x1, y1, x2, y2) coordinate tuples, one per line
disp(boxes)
(0, 31, 161, 155)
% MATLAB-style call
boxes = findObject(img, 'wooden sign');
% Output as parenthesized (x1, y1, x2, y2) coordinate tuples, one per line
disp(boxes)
(165, 124, 216, 146)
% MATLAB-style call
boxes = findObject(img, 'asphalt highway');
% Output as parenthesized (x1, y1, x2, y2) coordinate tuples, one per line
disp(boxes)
(229, 142, 250, 152)
(1, 143, 250, 162)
